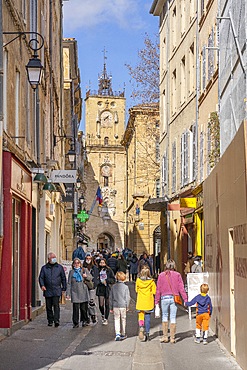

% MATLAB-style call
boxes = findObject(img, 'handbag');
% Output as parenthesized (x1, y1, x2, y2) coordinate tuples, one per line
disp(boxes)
(165, 273, 182, 305)
(174, 295, 182, 305)
(84, 279, 94, 290)
(155, 303, 161, 318)
(83, 268, 94, 290)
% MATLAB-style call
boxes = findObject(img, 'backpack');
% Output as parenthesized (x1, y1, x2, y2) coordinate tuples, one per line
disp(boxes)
(72, 246, 85, 261)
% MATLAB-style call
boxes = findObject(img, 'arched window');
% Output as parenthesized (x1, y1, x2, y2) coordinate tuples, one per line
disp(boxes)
(104, 137, 109, 145)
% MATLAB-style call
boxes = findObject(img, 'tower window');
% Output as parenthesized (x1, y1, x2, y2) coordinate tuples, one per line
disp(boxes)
(104, 176, 109, 187)
(104, 137, 109, 146)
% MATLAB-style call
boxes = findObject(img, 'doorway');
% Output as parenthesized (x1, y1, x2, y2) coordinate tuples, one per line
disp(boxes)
(12, 198, 21, 322)
(97, 232, 114, 251)
(229, 228, 236, 356)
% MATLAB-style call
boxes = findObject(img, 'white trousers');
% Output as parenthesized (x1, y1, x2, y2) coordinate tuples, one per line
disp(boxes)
(113, 307, 127, 335)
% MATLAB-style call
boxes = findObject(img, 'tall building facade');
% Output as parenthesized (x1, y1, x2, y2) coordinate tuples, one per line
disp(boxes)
(151, 0, 247, 368)
(84, 61, 126, 251)
(150, 0, 218, 272)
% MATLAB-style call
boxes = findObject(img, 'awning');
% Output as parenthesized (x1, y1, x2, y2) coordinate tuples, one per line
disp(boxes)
(143, 197, 168, 211)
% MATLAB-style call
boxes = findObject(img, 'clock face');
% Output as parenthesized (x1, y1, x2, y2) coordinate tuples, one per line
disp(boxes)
(101, 110, 113, 126)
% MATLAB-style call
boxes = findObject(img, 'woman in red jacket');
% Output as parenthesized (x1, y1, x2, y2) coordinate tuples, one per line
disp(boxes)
(155, 259, 187, 343)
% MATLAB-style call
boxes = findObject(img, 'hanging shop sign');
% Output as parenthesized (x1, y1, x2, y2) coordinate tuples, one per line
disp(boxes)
(51, 170, 77, 183)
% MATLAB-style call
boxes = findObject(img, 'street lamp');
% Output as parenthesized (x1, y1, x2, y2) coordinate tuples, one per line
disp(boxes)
(67, 147, 76, 164)
(26, 54, 43, 90)
(3, 31, 44, 89)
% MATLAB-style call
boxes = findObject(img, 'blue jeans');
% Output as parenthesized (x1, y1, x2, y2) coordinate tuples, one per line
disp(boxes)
(144, 313, 151, 333)
(161, 295, 177, 324)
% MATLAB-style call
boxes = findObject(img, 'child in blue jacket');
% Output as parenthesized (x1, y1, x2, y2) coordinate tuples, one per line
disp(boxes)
(186, 283, 212, 345)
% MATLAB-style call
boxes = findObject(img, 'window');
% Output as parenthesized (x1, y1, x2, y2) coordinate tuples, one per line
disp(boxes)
(172, 141, 176, 193)
(172, 6, 177, 50)
(181, 131, 189, 187)
(155, 137, 160, 162)
(192, 124, 197, 180)
(189, 43, 194, 94)
(207, 126, 211, 175)
(3, 50, 8, 131)
(172, 69, 177, 114)
(156, 179, 161, 198)
(181, 56, 186, 103)
(103, 176, 109, 187)
(202, 46, 206, 90)
(162, 152, 168, 192)
(104, 137, 109, 146)
(208, 28, 215, 80)
(200, 131, 204, 182)
(15, 71, 20, 146)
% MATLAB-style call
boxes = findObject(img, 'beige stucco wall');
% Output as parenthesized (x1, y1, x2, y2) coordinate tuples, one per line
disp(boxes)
(204, 121, 247, 369)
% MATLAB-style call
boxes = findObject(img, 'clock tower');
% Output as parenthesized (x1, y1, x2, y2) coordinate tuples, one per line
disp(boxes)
(84, 57, 126, 251)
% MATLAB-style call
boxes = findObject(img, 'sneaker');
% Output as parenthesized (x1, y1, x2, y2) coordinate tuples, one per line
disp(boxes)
(102, 319, 108, 325)
(101, 315, 105, 323)
(48, 323, 53, 327)
(115, 334, 121, 341)
(54, 322, 59, 328)
(91, 315, 97, 324)
(203, 339, 208, 345)
(120, 334, 127, 340)
(139, 327, 144, 341)
(194, 337, 200, 344)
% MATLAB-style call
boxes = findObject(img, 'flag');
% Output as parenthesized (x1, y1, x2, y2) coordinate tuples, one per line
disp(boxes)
(96, 186, 103, 205)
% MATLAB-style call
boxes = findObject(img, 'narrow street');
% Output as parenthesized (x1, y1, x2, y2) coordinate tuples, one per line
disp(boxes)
(0, 282, 241, 370)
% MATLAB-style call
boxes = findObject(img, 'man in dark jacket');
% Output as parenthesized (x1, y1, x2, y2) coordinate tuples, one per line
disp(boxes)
(107, 253, 118, 274)
(39, 252, 67, 327)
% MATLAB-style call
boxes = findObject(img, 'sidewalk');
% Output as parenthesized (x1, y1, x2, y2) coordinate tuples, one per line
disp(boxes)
(0, 282, 242, 370)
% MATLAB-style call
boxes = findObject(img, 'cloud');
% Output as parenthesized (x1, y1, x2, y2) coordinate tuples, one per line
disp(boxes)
(63, 0, 146, 33)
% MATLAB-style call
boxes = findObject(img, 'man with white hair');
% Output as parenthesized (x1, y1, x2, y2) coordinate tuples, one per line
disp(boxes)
(39, 252, 67, 327)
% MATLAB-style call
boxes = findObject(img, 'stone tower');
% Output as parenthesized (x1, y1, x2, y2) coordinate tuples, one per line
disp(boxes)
(84, 58, 126, 252)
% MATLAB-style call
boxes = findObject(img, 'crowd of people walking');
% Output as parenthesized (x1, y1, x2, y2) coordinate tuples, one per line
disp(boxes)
(38, 247, 211, 345)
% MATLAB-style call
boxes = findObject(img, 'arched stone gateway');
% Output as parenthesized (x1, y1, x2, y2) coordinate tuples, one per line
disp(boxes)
(97, 232, 115, 252)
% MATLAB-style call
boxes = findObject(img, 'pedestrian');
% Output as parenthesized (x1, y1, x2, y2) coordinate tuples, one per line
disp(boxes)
(72, 240, 87, 261)
(110, 271, 130, 341)
(107, 253, 118, 274)
(185, 283, 212, 344)
(117, 254, 128, 273)
(39, 252, 67, 327)
(191, 255, 203, 273)
(129, 253, 138, 281)
(82, 253, 99, 324)
(136, 265, 156, 342)
(66, 258, 93, 328)
(155, 259, 187, 343)
(96, 258, 116, 325)
(184, 251, 194, 275)
(138, 252, 153, 275)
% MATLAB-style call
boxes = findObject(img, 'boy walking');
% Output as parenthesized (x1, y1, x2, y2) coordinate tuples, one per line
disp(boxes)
(186, 283, 212, 344)
(110, 272, 130, 341)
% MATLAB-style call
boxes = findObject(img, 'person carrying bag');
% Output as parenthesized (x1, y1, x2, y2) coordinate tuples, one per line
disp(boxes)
(155, 259, 187, 343)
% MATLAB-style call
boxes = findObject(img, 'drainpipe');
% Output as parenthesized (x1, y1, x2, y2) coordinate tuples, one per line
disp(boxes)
(0, 1, 4, 268)
(49, 0, 54, 160)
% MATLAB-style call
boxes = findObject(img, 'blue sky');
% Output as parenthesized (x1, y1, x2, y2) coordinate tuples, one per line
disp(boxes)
(63, 0, 158, 130)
